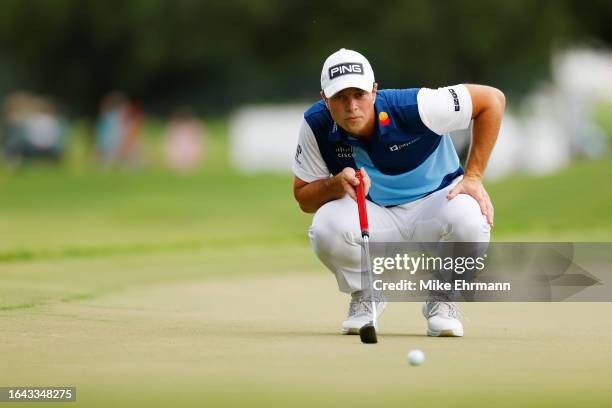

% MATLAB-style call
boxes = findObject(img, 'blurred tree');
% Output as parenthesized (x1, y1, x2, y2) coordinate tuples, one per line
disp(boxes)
(0, 0, 608, 116)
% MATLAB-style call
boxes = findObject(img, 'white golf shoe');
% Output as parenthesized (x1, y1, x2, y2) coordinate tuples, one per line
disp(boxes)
(342, 292, 387, 335)
(422, 300, 464, 337)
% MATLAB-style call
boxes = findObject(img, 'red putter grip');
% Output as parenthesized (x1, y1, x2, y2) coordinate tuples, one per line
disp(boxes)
(355, 170, 369, 237)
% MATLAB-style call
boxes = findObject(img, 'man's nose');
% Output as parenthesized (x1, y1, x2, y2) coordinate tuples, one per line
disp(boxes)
(346, 97, 358, 111)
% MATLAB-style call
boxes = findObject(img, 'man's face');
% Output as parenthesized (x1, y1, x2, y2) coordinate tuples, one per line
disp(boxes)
(322, 84, 377, 137)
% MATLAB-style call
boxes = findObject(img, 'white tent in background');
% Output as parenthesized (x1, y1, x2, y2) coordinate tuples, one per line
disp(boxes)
(229, 105, 307, 173)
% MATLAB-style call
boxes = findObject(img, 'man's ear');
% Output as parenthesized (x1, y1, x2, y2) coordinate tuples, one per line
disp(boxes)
(320, 90, 329, 109)
(372, 82, 378, 104)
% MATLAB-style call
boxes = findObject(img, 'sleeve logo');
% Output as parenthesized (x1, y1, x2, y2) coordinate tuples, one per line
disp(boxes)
(448, 88, 460, 112)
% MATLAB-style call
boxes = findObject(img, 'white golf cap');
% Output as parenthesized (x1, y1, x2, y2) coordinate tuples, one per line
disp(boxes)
(320, 48, 375, 98)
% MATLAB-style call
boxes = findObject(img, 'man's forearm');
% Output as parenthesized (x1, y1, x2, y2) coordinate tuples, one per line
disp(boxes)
(465, 90, 505, 180)
(294, 177, 345, 213)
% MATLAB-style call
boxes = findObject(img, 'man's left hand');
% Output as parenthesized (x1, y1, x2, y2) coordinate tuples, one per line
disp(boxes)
(447, 176, 494, 227)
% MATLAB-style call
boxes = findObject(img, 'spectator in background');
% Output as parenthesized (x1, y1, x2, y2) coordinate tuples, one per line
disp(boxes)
(118, 101, 144, 167)
(95, 92, 126, 164)
(95, 92, 144, 167)
(1, 91, 67, 165)
(164, 107, 206, 172)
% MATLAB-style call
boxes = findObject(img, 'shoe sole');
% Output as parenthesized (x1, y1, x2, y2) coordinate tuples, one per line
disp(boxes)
(349, 328, 463, 337)
(342, 327, 361, 336)
(427, 329, 463, 337)
(343, 324, 379, 335)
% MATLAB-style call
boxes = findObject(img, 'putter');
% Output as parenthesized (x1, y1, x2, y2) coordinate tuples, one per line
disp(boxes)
(355, 169, 378, 344)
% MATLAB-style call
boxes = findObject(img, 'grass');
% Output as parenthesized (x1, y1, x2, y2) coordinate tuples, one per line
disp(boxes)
(487, 157, 612, 239)
(1, 123, 611, 407)
(0, 125, 611, 308)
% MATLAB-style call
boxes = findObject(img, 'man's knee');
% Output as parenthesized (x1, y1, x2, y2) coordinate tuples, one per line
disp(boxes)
(444, 195, 491, 242)
(309, 197, 359, 259)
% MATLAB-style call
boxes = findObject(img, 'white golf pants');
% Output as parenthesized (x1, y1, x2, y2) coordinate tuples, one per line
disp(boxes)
(308, 176, 491, 294)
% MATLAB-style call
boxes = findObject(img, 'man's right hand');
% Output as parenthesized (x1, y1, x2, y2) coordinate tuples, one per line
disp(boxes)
(331, 167, 371, 201)
(293, 167, 372, 213)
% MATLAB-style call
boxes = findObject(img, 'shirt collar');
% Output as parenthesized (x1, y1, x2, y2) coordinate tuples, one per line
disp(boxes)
(327, 120, 345, 142)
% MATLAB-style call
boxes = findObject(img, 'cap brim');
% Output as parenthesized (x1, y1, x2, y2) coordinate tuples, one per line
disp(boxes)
(323, 77, 374, 98)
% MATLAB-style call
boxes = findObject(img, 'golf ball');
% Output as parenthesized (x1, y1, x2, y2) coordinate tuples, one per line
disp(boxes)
(406, 349, 425, 366)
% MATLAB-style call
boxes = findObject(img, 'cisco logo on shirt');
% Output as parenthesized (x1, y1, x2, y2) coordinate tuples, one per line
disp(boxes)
(329, 63, 364, 79)
(336, 146, 354, 158)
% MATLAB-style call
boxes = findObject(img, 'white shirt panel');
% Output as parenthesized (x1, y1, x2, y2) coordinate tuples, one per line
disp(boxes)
(292, 119, 331, 182)
(417, 84, 473, 135)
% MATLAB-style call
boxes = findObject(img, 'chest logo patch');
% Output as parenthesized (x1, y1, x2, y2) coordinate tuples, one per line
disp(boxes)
(335, 145, 354, 158)
(389, 137, 421, 152)
(379, 111, 391, 126)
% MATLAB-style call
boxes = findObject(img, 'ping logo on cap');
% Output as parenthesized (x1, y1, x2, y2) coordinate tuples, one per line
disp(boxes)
(329, 62, 364, 79)
(379, 111, 390, 126)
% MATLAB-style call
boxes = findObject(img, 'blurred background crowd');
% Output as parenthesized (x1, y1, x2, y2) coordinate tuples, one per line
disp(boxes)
(0, 0, 611, 175)
(1, 89, 207, 171)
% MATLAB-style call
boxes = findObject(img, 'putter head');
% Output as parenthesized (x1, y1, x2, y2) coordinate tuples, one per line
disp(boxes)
(359, 322, 378, 344)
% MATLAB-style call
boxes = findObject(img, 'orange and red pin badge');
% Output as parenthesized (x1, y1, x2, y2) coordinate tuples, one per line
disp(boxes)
(379, 111, 391, 126)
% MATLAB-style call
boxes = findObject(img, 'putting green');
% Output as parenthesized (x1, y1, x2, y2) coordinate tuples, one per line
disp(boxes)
(1, 245, 611, 407)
